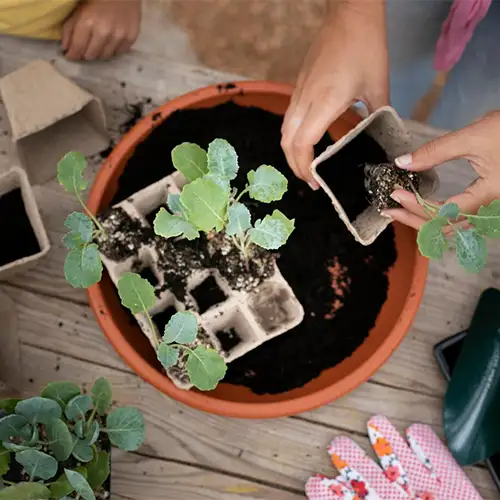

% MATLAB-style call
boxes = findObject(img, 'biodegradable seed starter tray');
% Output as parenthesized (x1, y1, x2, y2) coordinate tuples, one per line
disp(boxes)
(99, 171, 304, 390)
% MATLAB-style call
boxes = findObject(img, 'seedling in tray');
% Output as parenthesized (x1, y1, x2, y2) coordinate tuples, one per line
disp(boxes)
(0, 378, 145, 499)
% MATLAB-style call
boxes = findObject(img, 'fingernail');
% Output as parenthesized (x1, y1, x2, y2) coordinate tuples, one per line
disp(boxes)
(395, 154, 412, 168)
(308, 181, 319, 191)
(380, 211, 391, 218)
(390, 192, 400, 203)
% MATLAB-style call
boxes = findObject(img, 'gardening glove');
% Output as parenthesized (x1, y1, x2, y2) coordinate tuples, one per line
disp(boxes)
(305, 415, 481, 499)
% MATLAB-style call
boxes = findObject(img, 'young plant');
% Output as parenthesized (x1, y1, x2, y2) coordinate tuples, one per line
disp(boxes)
(57, 152, 104, 289)
(416, 196, 500, 273)
(117, 272, 226, 390)
(0, 378, 145, 499)
(154, 139, 295, 260)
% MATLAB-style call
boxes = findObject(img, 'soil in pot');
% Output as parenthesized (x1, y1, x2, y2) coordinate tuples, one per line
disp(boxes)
(109, 100, 397, 395)
(0, 188, 40, 267)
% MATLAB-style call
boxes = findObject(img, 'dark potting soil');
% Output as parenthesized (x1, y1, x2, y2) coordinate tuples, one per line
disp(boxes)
(191, 275, 227, 314)
(108, 100, 397, 394)
(216, 328, 242, 353)
(0, 188, 40, 267)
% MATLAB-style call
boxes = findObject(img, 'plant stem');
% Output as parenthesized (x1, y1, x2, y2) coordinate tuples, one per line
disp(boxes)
(234, 187, 250, 203)
(2, 480, 15, 485)
(86, 407, 98, 434)
(143, 310, 160, 349)
(75, 190, 106, 236)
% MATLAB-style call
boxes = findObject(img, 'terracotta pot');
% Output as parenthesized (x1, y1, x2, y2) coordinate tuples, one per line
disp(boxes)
(87, 81, 428, 419)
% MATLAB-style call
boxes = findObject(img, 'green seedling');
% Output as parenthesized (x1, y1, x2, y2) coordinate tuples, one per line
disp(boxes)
(154, 139, 295, 260)
(0, 378, 145, 499)
(117, 273, 226, 391)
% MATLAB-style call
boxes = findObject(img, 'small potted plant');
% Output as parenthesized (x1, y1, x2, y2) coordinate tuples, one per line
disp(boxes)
(0, 378, 145, 499)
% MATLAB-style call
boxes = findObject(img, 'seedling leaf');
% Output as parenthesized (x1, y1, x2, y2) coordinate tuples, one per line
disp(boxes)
(180, 177, 228, 232)
(154, 208, 199, 241)
(247, 165, 288, 203)
(65, 395, 92, 421)
(157, 344, 179, 369)
(417, 217, 449, 260)
(186, 346, 227, 391)
(207, 139, 239, 180)
(64, 244, 102, 288)
(57, 152, 88, 194)
(167, 193, 186, 217)
(106, 407, 145, 451)
(0, 399, 21, 415)
(0, 482, 51, 499)
(117, 272, 156, 314)
(41, 381, 81, 409)
(226, 203, 251, 237)
(87, 450, 110, 490)
(72, 440, 93, 463)
(0, 443, 10, 476)
(171, 143, 208, 182)
(249, 210, 295, 250)
(64, 469, 96, 500)
(15, 450, 58, 480)
(0, 415, 29, 441)
(74, 420, 85, 439)
(438, 202, 460, 219)
(456, 228, 487, 273)
(46, 419, 73, 461)
(49, 467, 87, 499)
(468, 200, 500, 238)
(163, 311, 198, 344)
(16, 397, 61, 425)
(81, 422, 100, 446)
(63, 212, 93, 249)
(91, 377, 112, 416)
(205, 173, 230, 193)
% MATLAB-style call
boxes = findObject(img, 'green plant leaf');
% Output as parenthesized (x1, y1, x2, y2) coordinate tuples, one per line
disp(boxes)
(163, 311, 197, 344)
(247, 165, 288, 203)
(91, 377, 112, 416)
(468, 200, 500, 238)
(46, 419, 73, 461)
(171, 143, 208, 182)
(186, 346, 227, 391)
(117, 272, 156, 314)
(0, 415, 28, 441)
(438, 202, 460, 219)
(15, 450, 58, 480)
(205, 173, 230, 194)
(2, 441, 38, 453)
(455, 228, 487, 273)
(153, 208, 199, 241)
(0, 399, 21, 415)
(207, 139, 239, 180)
(49, 466, 87, 499)
(249, 210, 295, 250)
(16, 397, 61, 425)
(72, 440, 93, 463)
(0, 443, 10, 476)
(157, 344, 179, 369)
(40, 382, 81, 409)
(105, 408, 145, 451)
(226, 203, 251, 237)
(87, 450, 110, 490)
(64, 469, 96, 500)
(65, 395, 92, 421)
(0, 482, 51, 499)
(74, 420, 85, 439)
(63, 212, 94, 250)
(167, 193, 186, 217)
(417, 217, 449, 260)
(57, 152, 88, 194)
(180, 177, 228, 232)
(64, 244, 103, 289)
(82, 421, 100, 446)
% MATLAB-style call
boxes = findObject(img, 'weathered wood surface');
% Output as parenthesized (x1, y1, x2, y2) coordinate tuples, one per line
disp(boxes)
(1, 24, 500, 500)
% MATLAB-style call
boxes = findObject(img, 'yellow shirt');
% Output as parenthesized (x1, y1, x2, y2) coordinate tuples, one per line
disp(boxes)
(0, 0, 77, 40)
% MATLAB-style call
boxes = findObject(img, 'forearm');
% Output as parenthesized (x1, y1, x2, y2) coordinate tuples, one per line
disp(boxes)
(327, 0, 386, 25)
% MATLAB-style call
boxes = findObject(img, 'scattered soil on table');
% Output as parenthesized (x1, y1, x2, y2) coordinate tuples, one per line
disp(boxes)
(109, 100, 397, 394)
(191, 274, 227, 313)
(0, 188, 40, 267)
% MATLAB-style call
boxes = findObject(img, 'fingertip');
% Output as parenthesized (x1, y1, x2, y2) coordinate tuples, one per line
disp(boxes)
(395, 154, 413, 169)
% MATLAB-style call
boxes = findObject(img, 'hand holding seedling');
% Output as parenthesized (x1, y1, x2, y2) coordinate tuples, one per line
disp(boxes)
(384, 111, 500, 273)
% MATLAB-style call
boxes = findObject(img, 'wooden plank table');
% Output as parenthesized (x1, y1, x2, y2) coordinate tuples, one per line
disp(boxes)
(1, 33, 500, 499)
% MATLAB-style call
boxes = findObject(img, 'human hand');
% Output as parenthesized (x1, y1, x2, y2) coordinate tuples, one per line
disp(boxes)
(62, 0, 141, 61)
(281, 0, 389, 188)
(386, 111, 500, 230)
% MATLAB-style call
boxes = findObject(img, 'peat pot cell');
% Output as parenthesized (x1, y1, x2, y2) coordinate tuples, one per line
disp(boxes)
(138, 265, 159, 288)
(145, 203, 167, 227)
(216, 328, 242, 353)
(153, 306, 178, 336)
(190, 275, 227, 314)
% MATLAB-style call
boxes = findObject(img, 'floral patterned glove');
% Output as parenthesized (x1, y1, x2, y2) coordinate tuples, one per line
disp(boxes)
(306, 415, 482, 499)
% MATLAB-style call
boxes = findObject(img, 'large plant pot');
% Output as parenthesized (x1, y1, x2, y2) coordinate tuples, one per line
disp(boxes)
(87, 81, 428, 418)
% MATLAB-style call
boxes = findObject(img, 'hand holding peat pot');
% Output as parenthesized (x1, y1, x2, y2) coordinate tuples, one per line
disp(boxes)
(281, 0, 389, 187)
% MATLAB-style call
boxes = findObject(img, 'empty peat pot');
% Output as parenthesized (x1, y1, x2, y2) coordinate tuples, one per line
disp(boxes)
(87, 82, 428, 418)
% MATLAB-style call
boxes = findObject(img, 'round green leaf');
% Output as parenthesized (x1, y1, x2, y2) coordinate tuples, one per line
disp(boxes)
(0, 482, 51, 499)
(207, 139, 239, 180)
(117, 272, 156, 314)
(64, 469, 96, 500)
(0, 414, 28, 441)
(40, 382, 81, 409)
(74, 420, 85, 439)
(171, 142, 208, 182)
(64, 244, 103, 289)
(468, 200, 500, 238)
(72, 440, 93, 463)
(417, 217, 449, 260)
(226, 203, 251, 237)
(247, 165, 288, 203)
(46, 419, 73, 461)
(49, 466, 87, 499)
(106, 407, 145, 451)
(65, 395, 92, 421)
(57, 152, 88, 194)
(91, 377, 112, 416)
(163, 311, 197, 344)
(0, 399, 21, 415)
(154, 208, 199, 241)
(82, 421, 100, 446)
(16, 397, 61, 425)
(167, 193, 185, 217)
(87, 450, 110, 490)
(63, 212, 94, 249)
(0, 443, 10, 476)
(157, 343, 179, 369)
(186, 346, 227, 391)
(3, 442, 38, 453)
(249, 210, 295, 250)
(15, 450, 58, 480)
(455, 228, 487, 273)
(438, 202, 460, 219)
